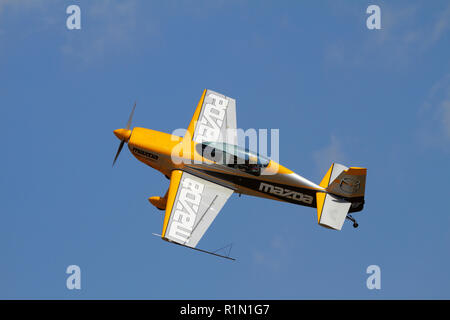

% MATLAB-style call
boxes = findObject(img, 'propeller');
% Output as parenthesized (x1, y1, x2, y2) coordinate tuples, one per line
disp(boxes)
(112, 102, 136, 167)
(126, 101, 136, 130)
(112, 140, 125, 167)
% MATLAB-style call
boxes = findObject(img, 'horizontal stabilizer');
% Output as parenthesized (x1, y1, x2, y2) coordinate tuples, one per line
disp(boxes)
(316, 193, 351, 230)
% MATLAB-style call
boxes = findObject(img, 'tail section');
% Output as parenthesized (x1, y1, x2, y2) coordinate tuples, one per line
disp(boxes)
(326, 166, 366, 200)
(316, 163, 367, 230)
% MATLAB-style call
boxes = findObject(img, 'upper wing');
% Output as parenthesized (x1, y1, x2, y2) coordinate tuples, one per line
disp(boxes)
(161, 170, 233, 248)
(184, 89, 237, 145)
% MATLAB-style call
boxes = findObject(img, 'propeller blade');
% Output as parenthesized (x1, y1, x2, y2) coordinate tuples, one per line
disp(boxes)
(126, 101, 136, 130)
(113, 101, 136, 167)
(112, 140, 125, 167)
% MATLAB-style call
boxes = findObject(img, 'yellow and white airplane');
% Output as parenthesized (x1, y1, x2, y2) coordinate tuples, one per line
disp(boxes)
(113, 89, 367, 260)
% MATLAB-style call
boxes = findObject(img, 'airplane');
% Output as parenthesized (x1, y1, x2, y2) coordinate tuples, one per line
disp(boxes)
(112, 89, 367, 260)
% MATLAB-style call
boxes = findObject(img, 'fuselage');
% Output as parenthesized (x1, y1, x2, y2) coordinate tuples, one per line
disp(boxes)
(125, 127, 325, 209)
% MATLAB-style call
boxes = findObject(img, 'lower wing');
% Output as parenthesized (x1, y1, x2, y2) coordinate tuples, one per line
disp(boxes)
(161, 170, 233, 249)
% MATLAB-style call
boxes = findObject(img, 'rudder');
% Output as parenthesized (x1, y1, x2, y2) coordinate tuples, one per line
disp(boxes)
(316, 163, 367, 230)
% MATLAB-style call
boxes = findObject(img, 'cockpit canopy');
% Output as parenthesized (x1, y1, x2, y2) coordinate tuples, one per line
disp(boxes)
(196, 142, 270, 176)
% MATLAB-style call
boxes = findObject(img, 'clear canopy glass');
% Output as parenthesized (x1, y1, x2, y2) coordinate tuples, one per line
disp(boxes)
(196, 142, 270, 176)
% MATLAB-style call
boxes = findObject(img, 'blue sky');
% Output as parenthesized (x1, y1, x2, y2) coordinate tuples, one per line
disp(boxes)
(1, 0, 449, 299)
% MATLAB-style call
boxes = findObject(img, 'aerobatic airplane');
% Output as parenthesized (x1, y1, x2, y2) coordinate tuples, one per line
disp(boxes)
(112, 89, 367, 260)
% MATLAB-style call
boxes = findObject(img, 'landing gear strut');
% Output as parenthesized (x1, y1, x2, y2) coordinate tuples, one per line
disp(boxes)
(346, 214, 359, 228)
